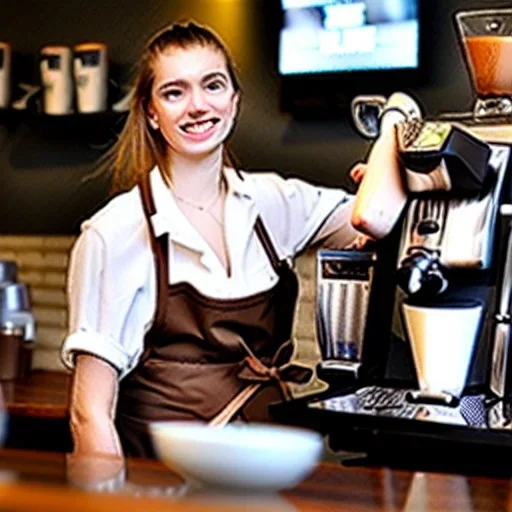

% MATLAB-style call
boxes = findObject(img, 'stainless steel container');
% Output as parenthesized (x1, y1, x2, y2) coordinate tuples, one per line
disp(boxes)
(0, 282, 30, 312)
(0, 260, 17, 284)
(0, 283, 36, 342)
(316, 250, 376, 378)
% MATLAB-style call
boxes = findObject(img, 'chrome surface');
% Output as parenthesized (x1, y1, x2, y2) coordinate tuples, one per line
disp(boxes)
(490, 204, 512, 397)
(398, 145, 511, 269)
(0, 283, 36, 342)
(316, 250, 376, 370)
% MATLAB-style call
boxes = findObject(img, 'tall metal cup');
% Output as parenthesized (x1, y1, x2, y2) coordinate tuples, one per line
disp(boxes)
(316, 250, 376, 378)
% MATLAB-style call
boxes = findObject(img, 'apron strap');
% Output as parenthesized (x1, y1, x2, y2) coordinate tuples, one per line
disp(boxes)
(208, 384, 261, 427)
(139, 171, 157, 217)
(237, 169, 290, 274)
(254, 216, 284, 272)
(138, 172, 169, 331)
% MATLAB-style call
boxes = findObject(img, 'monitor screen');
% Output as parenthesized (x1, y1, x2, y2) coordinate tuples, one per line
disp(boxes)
(278, 0, 420, 76)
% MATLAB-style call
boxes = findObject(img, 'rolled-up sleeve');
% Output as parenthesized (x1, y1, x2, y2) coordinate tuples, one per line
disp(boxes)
(252, 172, 356, 256)
(61, 226, 139, 377)
(309, 195, 360, 249)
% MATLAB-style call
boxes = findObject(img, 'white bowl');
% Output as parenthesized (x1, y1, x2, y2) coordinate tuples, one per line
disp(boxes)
(149, 422, 323, 492)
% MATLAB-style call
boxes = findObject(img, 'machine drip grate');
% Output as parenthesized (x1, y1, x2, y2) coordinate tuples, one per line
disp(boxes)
(309, 386, 475, 425)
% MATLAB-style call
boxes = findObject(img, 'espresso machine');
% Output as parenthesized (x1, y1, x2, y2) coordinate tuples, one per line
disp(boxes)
(271, 8, 512, 475)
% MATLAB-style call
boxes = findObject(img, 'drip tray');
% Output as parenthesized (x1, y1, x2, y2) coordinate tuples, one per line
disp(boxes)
(308, 385, 473, 427)
(270, 385, 512, 476)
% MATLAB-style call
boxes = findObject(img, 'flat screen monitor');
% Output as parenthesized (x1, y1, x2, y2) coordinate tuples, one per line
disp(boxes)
(279, 0, 420, 76)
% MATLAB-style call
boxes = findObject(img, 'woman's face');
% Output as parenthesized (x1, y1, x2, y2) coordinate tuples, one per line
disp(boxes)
(148, 44, 239, 161)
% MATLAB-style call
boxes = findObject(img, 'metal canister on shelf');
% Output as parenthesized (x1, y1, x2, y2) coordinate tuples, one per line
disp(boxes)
(0, 323, 25, 380)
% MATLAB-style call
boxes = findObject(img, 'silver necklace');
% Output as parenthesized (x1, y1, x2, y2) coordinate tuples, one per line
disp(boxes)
(173, 177, 225, 227)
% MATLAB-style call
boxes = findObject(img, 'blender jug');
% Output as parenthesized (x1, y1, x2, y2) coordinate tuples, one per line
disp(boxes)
(455, 8, 512, 118)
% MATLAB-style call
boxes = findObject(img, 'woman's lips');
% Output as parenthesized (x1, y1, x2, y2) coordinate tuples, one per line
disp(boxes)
(180, 119, 219, 141)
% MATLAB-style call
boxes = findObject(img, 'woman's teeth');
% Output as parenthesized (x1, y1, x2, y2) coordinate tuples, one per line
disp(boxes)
(184, 120, 214, 134)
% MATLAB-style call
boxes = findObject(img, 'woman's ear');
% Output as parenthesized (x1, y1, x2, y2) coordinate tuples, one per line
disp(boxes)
(147, 103, 159, 130)
(229, 92, 240, 125)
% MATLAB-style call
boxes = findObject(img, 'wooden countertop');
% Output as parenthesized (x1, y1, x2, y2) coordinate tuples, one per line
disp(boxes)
(0, 448, 510, 511)
(2, 371, 71, 419)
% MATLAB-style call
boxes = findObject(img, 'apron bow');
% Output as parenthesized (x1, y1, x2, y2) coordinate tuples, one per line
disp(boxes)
(237, 355, 313, 385)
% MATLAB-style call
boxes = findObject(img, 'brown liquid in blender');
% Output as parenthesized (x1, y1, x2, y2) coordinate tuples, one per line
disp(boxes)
(464, 35, 512, 97)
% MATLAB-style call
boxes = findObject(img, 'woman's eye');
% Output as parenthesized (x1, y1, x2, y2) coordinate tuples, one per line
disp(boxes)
(205, 80, 225, 92)
(163, 89, 183, 100)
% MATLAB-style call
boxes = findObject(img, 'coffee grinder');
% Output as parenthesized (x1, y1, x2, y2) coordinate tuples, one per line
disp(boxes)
(271, 8, 512, 474)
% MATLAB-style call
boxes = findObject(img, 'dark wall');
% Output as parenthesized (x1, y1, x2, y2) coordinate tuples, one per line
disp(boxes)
(0, 0, 509, 234)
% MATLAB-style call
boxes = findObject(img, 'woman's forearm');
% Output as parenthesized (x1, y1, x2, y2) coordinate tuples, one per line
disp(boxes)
(70, 354, 122, 456)
(351, 127, 407, 239)
(351, 92, 422, 239)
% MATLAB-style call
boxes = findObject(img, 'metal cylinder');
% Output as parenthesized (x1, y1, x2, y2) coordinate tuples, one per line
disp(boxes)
(0, 261, 17, 284)
(316, 250, 376, 363)
(0, 283, 31, 314)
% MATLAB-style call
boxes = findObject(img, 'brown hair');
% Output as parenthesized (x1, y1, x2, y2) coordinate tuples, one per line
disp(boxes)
(102, 21, 241, 194)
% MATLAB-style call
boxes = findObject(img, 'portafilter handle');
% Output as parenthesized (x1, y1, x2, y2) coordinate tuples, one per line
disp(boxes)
(397, 247, 448, 297)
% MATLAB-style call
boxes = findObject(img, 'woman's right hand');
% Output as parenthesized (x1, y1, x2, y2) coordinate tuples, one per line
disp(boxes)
(66, 452, 126, 492)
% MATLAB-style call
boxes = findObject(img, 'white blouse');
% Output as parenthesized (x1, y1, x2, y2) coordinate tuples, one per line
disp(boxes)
(61, 167, 356, 378)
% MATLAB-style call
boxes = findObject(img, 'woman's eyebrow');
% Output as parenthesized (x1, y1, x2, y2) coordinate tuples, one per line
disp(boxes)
(157, 79, 187, 92)
(156, 72, 227, 92)
(201, 71, 228, 83)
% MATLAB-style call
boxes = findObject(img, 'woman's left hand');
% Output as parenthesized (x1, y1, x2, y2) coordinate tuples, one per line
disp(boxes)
(349, 162, 368, 185)
(348, 162, 374, 249)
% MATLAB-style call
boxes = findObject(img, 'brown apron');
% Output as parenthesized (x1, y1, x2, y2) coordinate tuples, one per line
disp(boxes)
(116, 172, 312, 458)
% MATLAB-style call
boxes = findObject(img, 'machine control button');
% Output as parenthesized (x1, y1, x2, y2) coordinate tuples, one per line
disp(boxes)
(417, 220, 440, 235)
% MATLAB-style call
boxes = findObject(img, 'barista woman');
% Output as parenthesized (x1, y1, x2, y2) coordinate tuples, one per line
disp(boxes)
(61, 21, 406, 458)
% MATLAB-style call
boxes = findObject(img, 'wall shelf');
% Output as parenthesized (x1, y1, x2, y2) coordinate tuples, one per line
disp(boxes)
(0, 108, 128, 156)
(0, 108, 127, 131)
(0, 109, 128, 169)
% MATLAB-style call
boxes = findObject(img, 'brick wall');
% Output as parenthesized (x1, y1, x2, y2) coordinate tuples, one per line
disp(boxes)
(0, 237, 322, 391)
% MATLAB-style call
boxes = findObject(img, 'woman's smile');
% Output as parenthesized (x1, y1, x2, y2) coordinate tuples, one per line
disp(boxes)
(180, 117, 220, 139)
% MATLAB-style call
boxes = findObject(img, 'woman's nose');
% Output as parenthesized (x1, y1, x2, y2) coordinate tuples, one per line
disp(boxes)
(188, 87, 208, 114)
